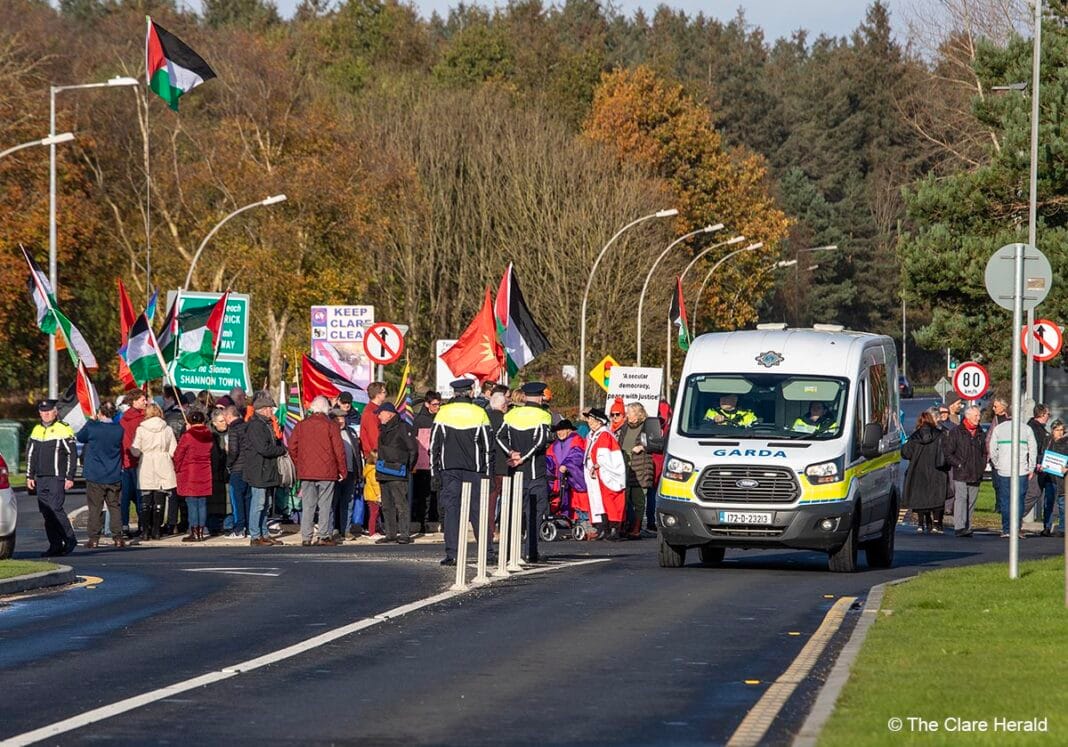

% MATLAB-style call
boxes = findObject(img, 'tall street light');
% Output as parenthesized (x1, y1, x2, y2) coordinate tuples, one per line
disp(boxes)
(579, 208, 677, 412)
(48, 75, 139, 397)
(635, 223, 723, 365)
(0, 132, 74, 161)
(184, 195, 288, 290)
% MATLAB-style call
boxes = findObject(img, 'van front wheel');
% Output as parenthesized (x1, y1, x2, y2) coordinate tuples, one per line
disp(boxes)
(657, 534, 687, 568)
(864, 497, 897, 569)
(828, 507, 859, 573)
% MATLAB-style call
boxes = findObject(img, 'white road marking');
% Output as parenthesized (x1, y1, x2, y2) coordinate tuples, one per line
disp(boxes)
(0, 557, 609, 746)
(181, 568, 281, 577)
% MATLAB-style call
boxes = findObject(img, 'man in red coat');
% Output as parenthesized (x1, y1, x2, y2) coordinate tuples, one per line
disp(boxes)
(360, 382, 388, 460)
(290, 395, 347, 546)
(119, 389, 147, 537)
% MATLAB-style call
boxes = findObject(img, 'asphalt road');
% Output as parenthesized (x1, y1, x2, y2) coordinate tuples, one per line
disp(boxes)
(2, 481, 1062, 746)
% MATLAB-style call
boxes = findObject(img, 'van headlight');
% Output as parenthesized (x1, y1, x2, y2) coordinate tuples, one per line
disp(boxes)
(805, 457, 844, 484)
(664, 455, 695, 481)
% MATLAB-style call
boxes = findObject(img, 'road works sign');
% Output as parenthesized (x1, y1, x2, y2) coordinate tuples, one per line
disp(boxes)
(1021, 320, 1063, 363)
(589, 355, 619, 392)
(953, 362, 990, 401)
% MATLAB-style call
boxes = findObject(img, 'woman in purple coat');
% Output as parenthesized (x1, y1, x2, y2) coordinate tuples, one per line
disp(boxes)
(546, 420, 591, 532)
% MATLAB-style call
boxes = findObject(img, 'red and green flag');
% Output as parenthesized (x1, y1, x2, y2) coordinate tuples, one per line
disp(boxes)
(22, 247, 98, 371)
(174, 290, 229, 369)
(145, 17, 216, 112)
(669, 276, 690, 352)
(494, 263, 550, 377)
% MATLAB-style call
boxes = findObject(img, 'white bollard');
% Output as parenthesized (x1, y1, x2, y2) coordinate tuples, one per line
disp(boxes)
(507, 472, 524, 571)
(451, 481, 472, 591)
(474, 478, 491, 584)
(494, 476, 513, 577)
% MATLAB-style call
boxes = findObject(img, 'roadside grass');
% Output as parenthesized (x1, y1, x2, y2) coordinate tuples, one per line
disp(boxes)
(820, 556, 1068, 745)
(8, 472, 25, 488)
(0, 559, 58, 579)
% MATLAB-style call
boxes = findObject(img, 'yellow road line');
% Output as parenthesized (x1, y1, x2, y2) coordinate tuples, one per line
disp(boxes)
(726, 596, 856, 747)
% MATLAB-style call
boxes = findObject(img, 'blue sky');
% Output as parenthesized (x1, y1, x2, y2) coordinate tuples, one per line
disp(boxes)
(186, 1, 911, 43)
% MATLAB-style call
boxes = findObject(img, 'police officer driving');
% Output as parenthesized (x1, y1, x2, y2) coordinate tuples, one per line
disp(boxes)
(497, 381, 552, 563)
(26, 399, 78, 556)
(703, 394, 757, 427)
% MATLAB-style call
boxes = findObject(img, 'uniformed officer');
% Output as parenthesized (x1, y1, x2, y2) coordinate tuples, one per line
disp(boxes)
(792, 401, 837, 434)
(703, 394, 757, 427)
(430, 379, 494, 567)
(26, 399, 78, 556)
(497, 381, 553, 563)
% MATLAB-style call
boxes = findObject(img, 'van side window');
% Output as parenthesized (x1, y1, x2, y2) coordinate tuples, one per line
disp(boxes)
(867, 363, 890, 432)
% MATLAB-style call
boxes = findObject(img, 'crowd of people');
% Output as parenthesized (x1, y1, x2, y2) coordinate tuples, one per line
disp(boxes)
(25, 377, 670, 563)
(902, 398, 1066, 539)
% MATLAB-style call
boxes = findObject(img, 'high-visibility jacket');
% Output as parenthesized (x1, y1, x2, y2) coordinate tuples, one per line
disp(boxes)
(791, 416, 838, 434)
(27, 420, 77, 480)
(703, 407, 757, 427)
(497, 404, 552, 481)
(430, 397, 493, 476)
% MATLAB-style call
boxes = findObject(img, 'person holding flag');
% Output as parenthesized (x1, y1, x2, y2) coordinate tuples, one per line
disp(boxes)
(26, 400, 79, 556)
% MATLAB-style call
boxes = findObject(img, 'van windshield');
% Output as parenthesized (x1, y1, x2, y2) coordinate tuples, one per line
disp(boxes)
(678, 373, 848, 440)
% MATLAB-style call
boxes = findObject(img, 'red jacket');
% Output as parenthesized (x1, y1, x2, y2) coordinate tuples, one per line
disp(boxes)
(289, 413, 346, 481)
(173, 424, 214, 497)
(120, 407, 145, 469)
(359, 403, 380, 457)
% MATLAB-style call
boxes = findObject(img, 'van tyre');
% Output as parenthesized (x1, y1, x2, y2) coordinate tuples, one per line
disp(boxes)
(828, 506, 859, 573)
(657, 534, 687, 568)
(0, 531, 13, 560)
(864, 496, 897, 569)
(698, 544, 725, 567)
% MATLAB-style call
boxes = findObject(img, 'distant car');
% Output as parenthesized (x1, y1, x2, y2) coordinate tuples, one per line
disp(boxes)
(899, 375, 914, 399)
(0, 452, 14, 560)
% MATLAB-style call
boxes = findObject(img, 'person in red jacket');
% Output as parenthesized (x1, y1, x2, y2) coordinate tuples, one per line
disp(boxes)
(119, 389, 148, 537)
(173, 410, 214, 542)
(289, 395, 347, 546)
(359, 382, 388, 460)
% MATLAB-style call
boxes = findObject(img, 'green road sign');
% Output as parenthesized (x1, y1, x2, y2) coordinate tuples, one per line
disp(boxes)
(169, 358, 250, 396)
(167, 291, 249, 358)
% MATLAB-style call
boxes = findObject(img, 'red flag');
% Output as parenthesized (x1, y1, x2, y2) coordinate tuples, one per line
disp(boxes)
(76, 361, 100, 417)
(117, 279, 138, 390)
(300, 354, 364, 407)
(442, 287, 505, 383)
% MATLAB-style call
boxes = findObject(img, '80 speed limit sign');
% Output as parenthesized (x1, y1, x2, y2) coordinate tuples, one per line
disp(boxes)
(952, 361, 990, 400)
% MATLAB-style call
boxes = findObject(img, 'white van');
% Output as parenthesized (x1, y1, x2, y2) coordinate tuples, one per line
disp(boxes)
(656, 325, 902, 572)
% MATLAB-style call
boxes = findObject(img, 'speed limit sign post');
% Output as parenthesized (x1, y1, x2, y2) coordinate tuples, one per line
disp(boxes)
(953, 361, 990, 401)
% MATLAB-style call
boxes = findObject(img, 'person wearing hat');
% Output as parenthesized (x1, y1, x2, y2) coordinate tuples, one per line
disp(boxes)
(582, 408, 627, 541)
(243, 391, 288, 546)
(546, 419, 591, 537)
(374, 402, 417, 544)
(497, 381, 553, 562)
(337, 391, 361, 433)
(26, 399, 79, 556)
(430, 379, 494, 566)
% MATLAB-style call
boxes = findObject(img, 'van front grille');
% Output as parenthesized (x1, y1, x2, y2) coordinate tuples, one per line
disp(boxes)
(695, 465, 800, 504)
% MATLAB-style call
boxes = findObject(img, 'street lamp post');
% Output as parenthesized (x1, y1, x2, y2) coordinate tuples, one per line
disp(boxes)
(0, 133, 74, 161)
(579, 208, 677, 413)
(48, 76, 139, 398)
(689, 242, 766, 331)
(183, 195, 288, 290)
(635, 223, 723, 365)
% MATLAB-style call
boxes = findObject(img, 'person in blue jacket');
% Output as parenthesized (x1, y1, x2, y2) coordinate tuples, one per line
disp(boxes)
(77, 401, 127, 548)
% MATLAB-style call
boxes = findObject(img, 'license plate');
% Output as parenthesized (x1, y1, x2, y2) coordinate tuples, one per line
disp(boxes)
(718, 511, 773, 525)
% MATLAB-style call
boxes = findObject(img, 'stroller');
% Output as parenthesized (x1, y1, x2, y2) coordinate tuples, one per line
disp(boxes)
(539, 475, 587, 542)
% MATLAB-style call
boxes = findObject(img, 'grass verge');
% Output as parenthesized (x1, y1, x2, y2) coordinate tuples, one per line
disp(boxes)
(0, 559, 59, 580)
(820, 556, 1068, 745)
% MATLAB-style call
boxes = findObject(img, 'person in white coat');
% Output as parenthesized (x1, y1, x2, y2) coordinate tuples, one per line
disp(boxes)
(131, 403, 178, 540)
(582, 408, 627, 541)
(989, 404, 1037, 538)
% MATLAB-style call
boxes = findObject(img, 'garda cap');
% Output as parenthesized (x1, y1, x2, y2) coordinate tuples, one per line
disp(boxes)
(521, 381, 547, 397)
(37, 399, 58, 412)
(451, 379, 475, 393)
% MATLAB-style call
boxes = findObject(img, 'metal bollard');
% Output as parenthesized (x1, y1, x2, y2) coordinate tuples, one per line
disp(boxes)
(451, 481, 472, 591)
(494, 476, 513, 577)
(507, 472, 524, 571)
(474, 478, 491, 584)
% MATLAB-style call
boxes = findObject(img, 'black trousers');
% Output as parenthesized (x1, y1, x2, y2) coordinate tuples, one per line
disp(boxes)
(86, 481, 122, 540)
(439, 470, 485, 560)
(380, 479, 410, 539)
(411, 470, 438, 527)
(523, 476, 549, 562)
(143, 491, 169, 539)
(36, 476, 75, 549)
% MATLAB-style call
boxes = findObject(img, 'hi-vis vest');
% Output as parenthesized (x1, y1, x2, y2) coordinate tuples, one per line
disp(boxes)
(791, 416, 838, 434)
(498, 404, 552, 481)
(27, 420, 77, 479)
(703, 407, 757, 427)
(430, 399, 492, 475)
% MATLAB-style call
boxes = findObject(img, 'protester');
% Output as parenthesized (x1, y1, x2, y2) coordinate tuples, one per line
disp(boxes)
(77, 401, 126, 548)
(208, 409, 231, 535)
(362, 456, 382, 536)
(360, 382, 388, 459)
(26, 399, 78, 556)
(498, 382, 552, 562)
(224, 404, 250, 538)
(989, 403, 1037, 539)
(161, 385, 186, 439)
(942, 405, 987, 537)
(609, 397, 626, 433)
(485, 390, 510, 538)
(647, 400, 672, 532)
(987, 396, 1009, 516)
(229, 387, 249, 419)
(583, 408, 626, 541)
(173, 410, 214, 543)
(130, 402, 178, 541)
(119, 389, 148, 537)
(332, 407, 362, 539)
(431, 379, 493, 566)
(613, 402, 664, 539)
(1028, 404, 1055, 532)
(546, 419, 589, 537)
(411, 391, 441, 534)
(902, 407, 950, 534)
(375, 402, 417, 544)
(243, 391, 287, 546)
(196, 390, 215, 415)
(1045, 420, 1067, 537)
(289, 395, 346, 547)
(337, 391, 360, 432)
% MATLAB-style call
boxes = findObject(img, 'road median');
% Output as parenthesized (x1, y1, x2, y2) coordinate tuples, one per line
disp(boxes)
(0, 560, 76, 596)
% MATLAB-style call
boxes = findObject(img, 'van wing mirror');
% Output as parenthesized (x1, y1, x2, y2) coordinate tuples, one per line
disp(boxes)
(861, 422, 883, 459)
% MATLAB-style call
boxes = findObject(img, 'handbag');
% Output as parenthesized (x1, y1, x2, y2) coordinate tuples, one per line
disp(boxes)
(376, 458, 408, 478)
(277, 452, 296, 488)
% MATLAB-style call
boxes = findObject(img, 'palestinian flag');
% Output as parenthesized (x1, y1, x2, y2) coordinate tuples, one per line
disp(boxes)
(494, 264, 550, 377)
(301, 354, 364, 409)
(174, 291, 228, 369)
(76, 361, 100, 418)
(117, 278, 138, 390)
(57, 381, 89, 435)
(156, 291, 179, 364)
(22, 247, 98, 371)
(121, 311, 165, 385)
(669, 276, 690, 352)
(146, 18, 216, 112)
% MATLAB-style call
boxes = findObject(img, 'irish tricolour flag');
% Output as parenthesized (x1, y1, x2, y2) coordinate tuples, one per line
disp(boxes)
(146, 17, 216, 112)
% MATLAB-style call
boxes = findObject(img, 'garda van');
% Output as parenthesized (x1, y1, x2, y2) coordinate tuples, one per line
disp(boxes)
(656, 324, 902, 573)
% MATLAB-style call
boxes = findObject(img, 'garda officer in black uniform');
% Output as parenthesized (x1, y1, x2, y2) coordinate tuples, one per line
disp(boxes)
(497, 381, 553, 563)
(26, 399, 78, 556)
(430, 379, 494, 567)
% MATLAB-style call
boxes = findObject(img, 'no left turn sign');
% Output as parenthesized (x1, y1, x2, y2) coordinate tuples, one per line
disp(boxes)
(363, 321, 405, 365)
(952, 361, 990, 401)
(1021, 319, 1063, 363)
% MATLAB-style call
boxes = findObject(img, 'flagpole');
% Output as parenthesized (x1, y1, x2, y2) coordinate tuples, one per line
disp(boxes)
(144, 82, 152, 302)
(296, 355, 304, 411)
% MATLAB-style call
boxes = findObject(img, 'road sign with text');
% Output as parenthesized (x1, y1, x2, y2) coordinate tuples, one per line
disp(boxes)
(953, 362, 990, 401)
